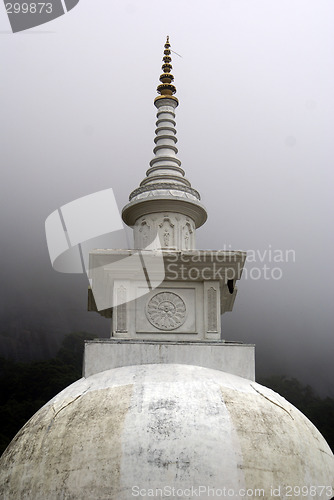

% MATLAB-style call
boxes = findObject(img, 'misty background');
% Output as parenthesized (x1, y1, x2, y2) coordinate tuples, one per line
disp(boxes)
(0, 0, 333, 395)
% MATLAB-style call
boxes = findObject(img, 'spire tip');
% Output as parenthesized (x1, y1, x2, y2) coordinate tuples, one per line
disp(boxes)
(156, 36, 177, 100)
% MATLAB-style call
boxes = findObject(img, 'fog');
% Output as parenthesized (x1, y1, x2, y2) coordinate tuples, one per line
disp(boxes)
(0, 0, 333, 395)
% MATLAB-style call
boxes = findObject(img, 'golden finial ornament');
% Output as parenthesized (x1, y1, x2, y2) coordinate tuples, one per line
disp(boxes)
(155, 36, 178, 105)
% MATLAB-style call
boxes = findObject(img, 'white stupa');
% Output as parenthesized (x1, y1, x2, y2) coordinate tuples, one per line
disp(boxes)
(0, 38, 333, 500)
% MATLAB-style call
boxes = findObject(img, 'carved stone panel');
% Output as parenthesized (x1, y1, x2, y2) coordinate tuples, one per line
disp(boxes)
(203, 281, 221, 340)
(207, 287, 218, 332)
(116, 285, 127, 332)
(146, 291, 186, 330)
(136, 285, 197, 334)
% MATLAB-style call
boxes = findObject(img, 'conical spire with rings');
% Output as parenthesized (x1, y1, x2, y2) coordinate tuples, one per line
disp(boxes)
(122, 37, 207, 251)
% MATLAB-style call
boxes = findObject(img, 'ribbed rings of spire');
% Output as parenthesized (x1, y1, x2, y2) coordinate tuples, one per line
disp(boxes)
(129, 36, 198, 200)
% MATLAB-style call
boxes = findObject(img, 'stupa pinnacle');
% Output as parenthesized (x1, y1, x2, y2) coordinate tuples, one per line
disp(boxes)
(122, 36, 207, 250)
(156, 35, 177, 101)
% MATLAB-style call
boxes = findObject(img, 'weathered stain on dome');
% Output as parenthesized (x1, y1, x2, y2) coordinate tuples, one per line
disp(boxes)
(1, 383, 133, 499)
(0, 364, 333, 500)
(221, 384, 333, 492)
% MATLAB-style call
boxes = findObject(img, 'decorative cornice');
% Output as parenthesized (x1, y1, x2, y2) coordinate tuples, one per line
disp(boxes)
(140, 174, 191, 187)
(122, 196, 208, 228)
(129, 183, 201, 201)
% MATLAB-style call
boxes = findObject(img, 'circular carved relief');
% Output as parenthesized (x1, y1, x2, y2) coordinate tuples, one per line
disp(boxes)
(146, 292, 186, 331)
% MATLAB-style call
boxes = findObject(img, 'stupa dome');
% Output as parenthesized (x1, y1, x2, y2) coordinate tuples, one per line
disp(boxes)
(1, 364, 333, 499)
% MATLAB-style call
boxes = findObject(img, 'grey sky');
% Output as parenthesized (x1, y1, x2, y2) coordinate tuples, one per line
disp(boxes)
(0, 0, 333, 394)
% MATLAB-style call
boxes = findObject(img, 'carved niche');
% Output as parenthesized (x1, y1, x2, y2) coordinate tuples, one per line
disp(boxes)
(158, 216, 175, 248)
(182, 220, 194, 250)
(138, 219, 151, 248)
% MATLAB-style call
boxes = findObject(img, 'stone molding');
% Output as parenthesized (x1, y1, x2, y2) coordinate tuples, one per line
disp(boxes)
(83, 340, 256, 380)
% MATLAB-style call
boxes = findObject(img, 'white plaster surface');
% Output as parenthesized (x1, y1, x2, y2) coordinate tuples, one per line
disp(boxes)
(83, 340, 255, 380)
(1, 364, 333, 499)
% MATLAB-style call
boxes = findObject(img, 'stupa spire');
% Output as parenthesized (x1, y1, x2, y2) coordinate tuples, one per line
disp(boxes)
(122, 37, 207, 250)
(155, 35, 177, 101)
